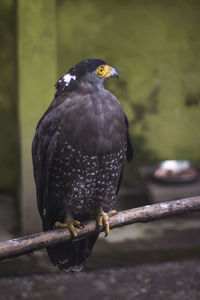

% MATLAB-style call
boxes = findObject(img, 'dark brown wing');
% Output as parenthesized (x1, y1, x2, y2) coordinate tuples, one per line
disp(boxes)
(32, 109, 60, 219)
(32, 102, 99, 272)
(125, 114, 133, 162)
(116, 114, 133, 193)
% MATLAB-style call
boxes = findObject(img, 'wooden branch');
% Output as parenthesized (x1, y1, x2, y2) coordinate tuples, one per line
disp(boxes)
(0, 196, 200, 261)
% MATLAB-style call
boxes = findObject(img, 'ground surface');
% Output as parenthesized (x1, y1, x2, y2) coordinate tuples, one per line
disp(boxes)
(0, 260, 200, 300)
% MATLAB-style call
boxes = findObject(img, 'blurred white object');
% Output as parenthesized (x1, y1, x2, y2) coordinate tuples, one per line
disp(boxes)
(160, 160, 190, 172)
(153, 160, 198, 183)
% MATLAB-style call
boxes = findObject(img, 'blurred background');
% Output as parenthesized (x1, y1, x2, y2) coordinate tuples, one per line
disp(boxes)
(0, 0, 200, 297)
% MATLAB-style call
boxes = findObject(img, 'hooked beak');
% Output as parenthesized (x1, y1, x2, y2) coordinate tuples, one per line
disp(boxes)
(110, 67, 119, 79)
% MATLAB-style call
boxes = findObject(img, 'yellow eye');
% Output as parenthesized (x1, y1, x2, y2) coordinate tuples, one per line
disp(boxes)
(95, 65, 105, 77)
(95, 64, 113, 79)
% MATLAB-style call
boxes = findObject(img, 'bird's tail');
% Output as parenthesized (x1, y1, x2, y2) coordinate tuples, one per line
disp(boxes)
(46, 234, 99, 272)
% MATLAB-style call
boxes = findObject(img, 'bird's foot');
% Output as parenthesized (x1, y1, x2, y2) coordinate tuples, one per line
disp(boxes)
(54, 219, 83, 238)
(97, 209, 117, 237)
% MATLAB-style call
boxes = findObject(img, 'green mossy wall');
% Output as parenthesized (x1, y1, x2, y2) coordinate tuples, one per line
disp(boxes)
(0, 0, 19, 193)
(17, 0, 57, 232)
(57, 0, 200, 183)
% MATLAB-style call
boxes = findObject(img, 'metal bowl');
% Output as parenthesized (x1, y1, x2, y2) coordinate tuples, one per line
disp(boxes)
(153, 160, 198, 183)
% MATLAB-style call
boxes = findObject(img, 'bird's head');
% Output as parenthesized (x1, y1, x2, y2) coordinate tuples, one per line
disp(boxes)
(55, 59, 119, 93)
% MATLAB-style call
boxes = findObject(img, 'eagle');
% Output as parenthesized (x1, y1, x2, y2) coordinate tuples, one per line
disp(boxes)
(32, 59, 133, 271)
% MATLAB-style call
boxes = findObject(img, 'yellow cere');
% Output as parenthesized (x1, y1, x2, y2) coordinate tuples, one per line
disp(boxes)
(95, 65, 112, 78)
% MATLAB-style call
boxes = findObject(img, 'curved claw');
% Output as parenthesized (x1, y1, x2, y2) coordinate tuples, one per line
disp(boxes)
(54, 219, 81, 238)
(97, 209, 117, 237)
(74, 220, 85, 229)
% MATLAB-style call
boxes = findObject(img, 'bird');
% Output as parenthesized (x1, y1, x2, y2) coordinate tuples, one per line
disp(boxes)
(32, 58, 133, 272)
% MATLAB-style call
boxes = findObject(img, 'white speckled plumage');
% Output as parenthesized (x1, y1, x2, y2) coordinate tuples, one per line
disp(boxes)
(49, 134, 126, 217)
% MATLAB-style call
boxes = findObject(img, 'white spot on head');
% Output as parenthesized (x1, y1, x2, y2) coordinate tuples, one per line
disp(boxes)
(63, 73, 76, 86)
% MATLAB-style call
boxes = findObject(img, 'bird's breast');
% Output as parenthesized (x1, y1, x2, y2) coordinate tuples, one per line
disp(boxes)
(60, 90, 126, 154)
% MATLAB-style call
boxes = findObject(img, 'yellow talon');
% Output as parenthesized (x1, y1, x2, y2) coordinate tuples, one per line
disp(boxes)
(54, 217, 81, 238)
(108, 210, 117, 217)
(97, 216, 103, 226)
(73, 220, 81, 227)
(54, 221, 67, 228)
(97, 208, 117, 237)
(68, 222, 78, 238)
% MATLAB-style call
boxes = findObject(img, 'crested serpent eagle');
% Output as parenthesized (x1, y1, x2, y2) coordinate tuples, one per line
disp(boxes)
(32, 59, 133, 271)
